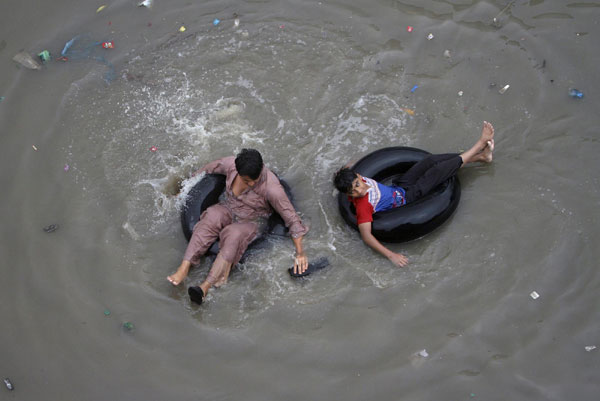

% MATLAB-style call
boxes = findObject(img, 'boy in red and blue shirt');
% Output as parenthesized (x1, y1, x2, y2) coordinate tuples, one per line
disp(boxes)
(334, 121, 495, 267)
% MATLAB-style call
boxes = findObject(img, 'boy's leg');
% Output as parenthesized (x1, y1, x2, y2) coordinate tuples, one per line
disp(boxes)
(167, 204, 232, 285)
(404, 155, 463, 202)
(198, 221, 259, 296)
(402, 121, 495, 202)
(397, 153, 460, 187)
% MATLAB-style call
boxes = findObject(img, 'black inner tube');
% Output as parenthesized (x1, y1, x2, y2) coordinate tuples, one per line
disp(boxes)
(337, 147, 461, 243)
(180, 173, 293, 256)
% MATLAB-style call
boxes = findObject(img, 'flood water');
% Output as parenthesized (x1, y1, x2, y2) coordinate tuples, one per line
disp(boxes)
(1, 0, 599, 399)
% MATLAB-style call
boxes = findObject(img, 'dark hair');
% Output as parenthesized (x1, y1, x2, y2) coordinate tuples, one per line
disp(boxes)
(235, 148, 264, 180)
(333, 168, 358, 194)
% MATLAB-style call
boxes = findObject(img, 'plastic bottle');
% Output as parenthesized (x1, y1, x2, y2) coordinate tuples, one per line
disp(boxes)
(101, 41, 114, 49)
(569, 88, 584, 99)
(4, 378, 14, 391)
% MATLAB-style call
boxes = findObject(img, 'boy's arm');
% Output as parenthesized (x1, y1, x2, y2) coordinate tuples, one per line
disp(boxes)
(358, 222, 408, 267)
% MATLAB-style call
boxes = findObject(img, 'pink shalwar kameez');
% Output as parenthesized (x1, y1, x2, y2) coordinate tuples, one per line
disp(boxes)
(183, 156, 308, 285)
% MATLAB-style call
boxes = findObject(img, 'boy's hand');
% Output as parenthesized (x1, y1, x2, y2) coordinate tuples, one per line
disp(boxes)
(388, 252, 408, 267)
(294, 252, 308, 274)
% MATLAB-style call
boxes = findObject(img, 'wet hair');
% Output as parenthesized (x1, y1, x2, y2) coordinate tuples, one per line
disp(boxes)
(235, 148, 264, 180)
(333, 167, 358, 194)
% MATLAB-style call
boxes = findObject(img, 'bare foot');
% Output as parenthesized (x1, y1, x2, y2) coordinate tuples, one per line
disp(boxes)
(167, 261, 191, 286)
(480, 121, 494, 146)
(482, 139, 494, 162)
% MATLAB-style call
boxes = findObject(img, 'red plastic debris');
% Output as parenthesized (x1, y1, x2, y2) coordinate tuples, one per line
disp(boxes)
(57, 56, 68, 62)
(150, 146, 158, 152)
(279, 24, 285, 29)
(102, 41, 114, 49)
(407, 26, 413, 32)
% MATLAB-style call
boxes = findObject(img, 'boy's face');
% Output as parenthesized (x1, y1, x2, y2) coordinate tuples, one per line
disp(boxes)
(347, 175, 370, 198)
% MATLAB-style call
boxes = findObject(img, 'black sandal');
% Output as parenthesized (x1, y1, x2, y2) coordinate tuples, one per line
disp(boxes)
(188, 286, 205, 305)
(288, 257, 330, 278)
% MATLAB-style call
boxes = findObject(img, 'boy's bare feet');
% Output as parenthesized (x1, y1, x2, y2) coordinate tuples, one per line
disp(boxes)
(167, 261, 191, 286)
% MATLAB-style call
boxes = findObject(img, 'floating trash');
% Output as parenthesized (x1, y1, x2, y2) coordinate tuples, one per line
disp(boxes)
(417, 349, 429, 358)
(138, 0, 153, 7)
(568, 88, 584, 99)
(279, 24, 285, 29)
(0, 96, 4, 103)
(585, 345, 596, 352)
(43, 224, 59, 233)
(498, 84, 510, 94)
(101, 41, 114, 49)
(410, 84, 419, 93)
(123, 322, 135, 331)
(443, 49, 451, 58)
(234, 18, 240, 27)
(179, 25, 186, 32)
(103, 309, 111, 316)
(4, 378, 13, 391)
(427, 33, 434, 40)
(530, 291, 539, 300)
(149, 146, 158, 152)
(402, 108, 415, 116)
(38, 50, 51, 63)
(213, 18, 220, 26)
(96, 5, 106, 13)
(406, 26, 413, 32)
(458, 91, 464, 97)
(32, 145, 38, 151)
(13, 52, 42, 70)
(59, 35, 116, 82)
(64, 164, 70, 172)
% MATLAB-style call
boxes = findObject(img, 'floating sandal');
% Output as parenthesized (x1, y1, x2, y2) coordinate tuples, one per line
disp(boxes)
(188, 286, 205, 305)
(288, 257, 330, 278)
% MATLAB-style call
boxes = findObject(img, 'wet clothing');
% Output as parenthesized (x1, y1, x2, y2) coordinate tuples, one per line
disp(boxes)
(183, 156, 308, 267)
(351, 153, 462, 225)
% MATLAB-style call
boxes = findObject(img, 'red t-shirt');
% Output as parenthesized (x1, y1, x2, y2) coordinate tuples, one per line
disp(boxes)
(351, 195, 375, 224)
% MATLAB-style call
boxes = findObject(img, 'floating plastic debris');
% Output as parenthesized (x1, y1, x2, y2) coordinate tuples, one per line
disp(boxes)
(241, 30, 249, 38)
(403, 108, 415, 116)
(149, 146, 157, 152)
(38, 50, 51, 63)
(101, 41, 114, 49)
(530, 291, 539, 299)
(179, 25, 186, 32)
(4, 378, 13, 391)
(13, 52, 42, 70)
(32, 145, 38, 151)
(213, 18, 220, 26)
(406, 26, 413, 32)
(0, 96, 4, 103)
(444, 49, 451, 58)
(104, 309, 111, 316)
(568, 88, 584, 99)
(43, 224, 59, 233)
(234, 18, 240, 27)
(410, 85, 419, 93)
(585, 345, 596, 352)
(499, 84, 510, 94)
(418, 349, 429, 357)
(64, 164, 70, 172)
(96, 5, 106, 13)
(138, 0, 153, 7)
(123, 322, 134, 331)
(279, 24, 285, 29)
(458, 91, 464, 97)
(427, 33, 434, 40)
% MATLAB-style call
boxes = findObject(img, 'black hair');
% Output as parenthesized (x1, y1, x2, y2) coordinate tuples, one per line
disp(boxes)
(235, 148, 264, 180)
(333, 167, 358, 194)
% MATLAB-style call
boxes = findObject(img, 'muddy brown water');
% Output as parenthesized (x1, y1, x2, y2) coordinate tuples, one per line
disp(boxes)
(1, 0, 599, 399)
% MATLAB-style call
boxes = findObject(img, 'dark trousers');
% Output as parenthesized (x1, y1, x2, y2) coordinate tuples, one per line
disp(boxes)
(394, 153, 462, 203)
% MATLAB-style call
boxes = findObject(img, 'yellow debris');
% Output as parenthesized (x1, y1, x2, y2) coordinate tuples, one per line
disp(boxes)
(96, 5, 107, 13)
(403, 108, 415, 116)
(179, 26, 186, 32)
